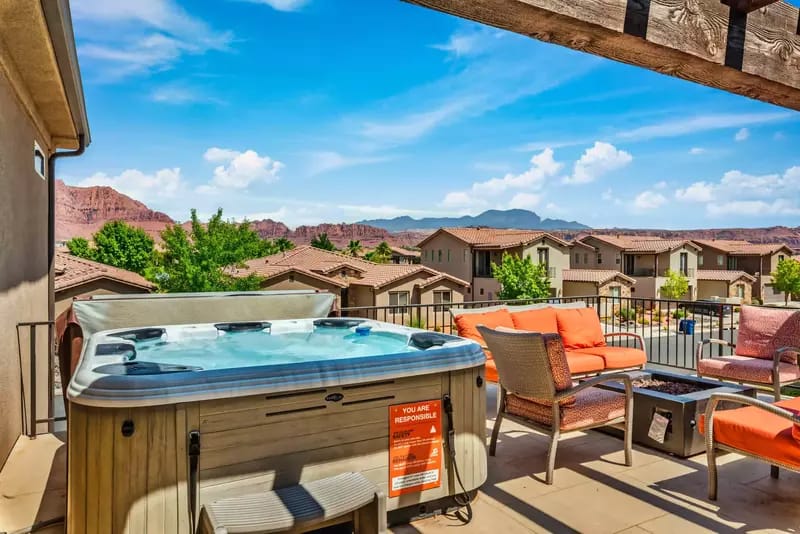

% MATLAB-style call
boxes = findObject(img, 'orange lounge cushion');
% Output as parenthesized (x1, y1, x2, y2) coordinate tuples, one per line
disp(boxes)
(794, 423, 800, 443)
(697, 355, 800, 385)
(454, 309, 514, 348)
(700, 396, 800, 470)
(510, 307, 559, 334)
(565, 351, 606, 374)
(556, 308, 605, 349)
(571, 346, 646, 370)
(737, 306, 800, 363)
(506, 388, 625, 431)
(485, 358, 499, 383)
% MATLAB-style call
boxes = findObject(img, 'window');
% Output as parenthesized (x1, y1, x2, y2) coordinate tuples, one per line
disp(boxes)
(698, 255, 704, 267)
(389, 291, 409, 313)
(717, 254, 725, 267)
(537, 248, 549, 269)
(736, 284, 745, 299)
(584, 253, 589, 264)
(447, 249, 451, 262)
(597, 253, 602, 265)
(680, 252, 689, 276)
(33, 142, 45, 178)
(438, 250, 442, 263)
(609, 286, 621, 299)
(727, 256, 738, 270)
(778, 255, 786, 263)
(433, 290, 452, 311)
(574, 253, 580, 264)
(474, 250, 492, 277)
(463, 250, 468, 263)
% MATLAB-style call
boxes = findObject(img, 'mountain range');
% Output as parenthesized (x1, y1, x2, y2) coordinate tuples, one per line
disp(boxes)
(359, 209, 589, 232)
(55, 181, 800, 252)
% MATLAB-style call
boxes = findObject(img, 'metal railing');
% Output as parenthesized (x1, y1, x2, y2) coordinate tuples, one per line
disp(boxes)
(16, 320, 63, 438)
(340, 295, 739, 371)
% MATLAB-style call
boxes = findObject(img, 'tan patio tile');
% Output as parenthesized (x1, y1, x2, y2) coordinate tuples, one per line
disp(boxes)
(634, 513, 721, 534)
(525, 479, 667, 534)
(614, 526, 655, 534)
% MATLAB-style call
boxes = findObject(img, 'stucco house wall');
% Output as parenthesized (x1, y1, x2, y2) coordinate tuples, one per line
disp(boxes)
(563, 281, 597, 297)
(581, 237, 621, 270)
(420, 232, 472, 283)
(259, 272, 345, 308)
(0, 68, 52, 462)
(522, 237, 570, 297)
(697, 280, 728, 301)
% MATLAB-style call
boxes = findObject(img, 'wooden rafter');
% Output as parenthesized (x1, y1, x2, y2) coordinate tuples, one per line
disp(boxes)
(403, 0, 800, 111)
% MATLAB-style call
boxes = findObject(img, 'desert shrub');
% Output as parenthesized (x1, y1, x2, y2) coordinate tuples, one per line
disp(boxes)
(618, 308, 636, 321)
(672, 309, 688, 319)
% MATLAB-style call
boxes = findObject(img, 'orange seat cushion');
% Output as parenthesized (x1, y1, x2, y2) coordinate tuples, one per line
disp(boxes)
(565, 351, 606, 374)
(700, 396, 800, 470)
(556, 308, 605, 349)
(697, 355, 800, 385)
(454, 309, 514, 349)
(484, 358, 499, 383)
(571, 346, 646, 370)
(510, 307, 559, 334)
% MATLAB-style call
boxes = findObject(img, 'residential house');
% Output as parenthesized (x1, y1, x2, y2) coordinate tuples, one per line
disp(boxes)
(562, 269, 636, 299)
(233, 246, 469, 319)
(0, 0, 90, 464)
(54, 252, 154, 317)
(418, 228, 571, 300)
(694, 239, 795, 304)
(389, 246, 421, 265)
(696, 270, 756, 304)
(576, 235, 701, 300)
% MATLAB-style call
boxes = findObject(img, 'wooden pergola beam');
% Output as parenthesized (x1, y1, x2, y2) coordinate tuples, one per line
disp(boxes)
(404, 0, 800, 111)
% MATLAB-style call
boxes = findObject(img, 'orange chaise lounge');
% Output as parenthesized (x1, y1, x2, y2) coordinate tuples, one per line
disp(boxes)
(451, 303, 647, 382)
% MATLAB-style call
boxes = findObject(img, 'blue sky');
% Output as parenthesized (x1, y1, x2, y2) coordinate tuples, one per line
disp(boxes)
(61, 0, 800, 229)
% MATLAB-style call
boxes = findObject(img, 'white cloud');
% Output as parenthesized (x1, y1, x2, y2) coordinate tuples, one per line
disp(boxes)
(674, 166, 800, 217)
(508, 193, 542, 210)
(203, 148, 284, 189)
(307, 151, 390, 175)
(72, 0, 231, 80)
(689, 147, 706, 155)
(78, 167, 184, 202)
(633, 191, 667, 211)
(675, 182, 714, 203)
(563, 142, 632, 184)
(441, 191, 487, 210)
(616, 112, 789, 142)
(735, 128, 750, 141)
(653, 181, 668, 189)
(430, 28, 500, 58)
(150, 85, 223, 105)
(240, 0, 309, 11)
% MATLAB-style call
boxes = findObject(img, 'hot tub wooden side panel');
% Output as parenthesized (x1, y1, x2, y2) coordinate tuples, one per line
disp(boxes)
(67, 402, 190, 534)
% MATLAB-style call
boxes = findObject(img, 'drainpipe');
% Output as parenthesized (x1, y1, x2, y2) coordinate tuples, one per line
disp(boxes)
(47, 134, 87, 327)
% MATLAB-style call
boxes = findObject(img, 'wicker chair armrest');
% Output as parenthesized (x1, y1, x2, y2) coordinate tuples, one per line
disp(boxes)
(705, 392, 800, 426)
(696, 338, 734, 361)
(555, 372, 632, 401)
(604, 332, 644, 350)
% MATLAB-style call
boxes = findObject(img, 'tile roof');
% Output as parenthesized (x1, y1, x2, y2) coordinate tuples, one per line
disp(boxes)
(421, 227, 568, 248)
(54, 252, 154, 292)
(390, 246, 421, 257)
(694, 239, 792, 256)
(234, 245, 468, 290)
(584, 235, 700, 253)
(696, 270, 757, 283)
(562, 269, 636, 285)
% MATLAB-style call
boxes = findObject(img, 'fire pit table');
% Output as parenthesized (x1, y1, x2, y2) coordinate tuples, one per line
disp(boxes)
(593, 370, 756, 457)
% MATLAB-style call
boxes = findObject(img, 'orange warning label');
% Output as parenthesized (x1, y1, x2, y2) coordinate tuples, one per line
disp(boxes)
(389, 399, 442, 497)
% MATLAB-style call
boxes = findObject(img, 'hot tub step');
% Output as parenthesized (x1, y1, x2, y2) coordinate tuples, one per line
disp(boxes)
(198, 471, 386, 534)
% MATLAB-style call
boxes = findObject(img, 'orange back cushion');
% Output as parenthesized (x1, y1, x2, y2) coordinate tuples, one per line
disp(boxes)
(454, 309, 514, 349)
(555, 308, 605, 349)
(511, 307, 559, 334)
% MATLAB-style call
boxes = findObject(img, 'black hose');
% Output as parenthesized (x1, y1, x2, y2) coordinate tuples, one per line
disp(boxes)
(442, 394, 473, 524)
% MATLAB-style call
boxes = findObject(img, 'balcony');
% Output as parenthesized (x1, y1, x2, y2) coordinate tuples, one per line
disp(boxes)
(625, 268, 695, 278)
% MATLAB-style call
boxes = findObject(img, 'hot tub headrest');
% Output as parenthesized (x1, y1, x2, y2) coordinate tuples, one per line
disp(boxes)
(313, 318, 365, 328)
(410, 332, 456, 350)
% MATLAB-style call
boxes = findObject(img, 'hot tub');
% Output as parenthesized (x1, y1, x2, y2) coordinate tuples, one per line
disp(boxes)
(62, 292, 487, 533)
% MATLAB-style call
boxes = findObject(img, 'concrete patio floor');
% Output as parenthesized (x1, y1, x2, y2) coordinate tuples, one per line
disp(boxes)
(2, 393, 799, 534)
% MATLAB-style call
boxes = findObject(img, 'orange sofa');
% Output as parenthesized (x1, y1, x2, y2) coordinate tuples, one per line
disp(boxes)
(452, 304, 647, 382)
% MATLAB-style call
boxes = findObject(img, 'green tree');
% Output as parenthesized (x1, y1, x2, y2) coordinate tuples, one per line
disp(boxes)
(310, 233, 336, 251)
(346, 240, 363, 257)
(83, 221, 155, 275)
(66, 237, 93, 259)
(491, 253, 551, 300)
(659, 269, 689, 300)
(370, 241, 393, 264)
(772, 258, 800, 305)
(274, 237, 295, 252)
(150, 208, 266, 292)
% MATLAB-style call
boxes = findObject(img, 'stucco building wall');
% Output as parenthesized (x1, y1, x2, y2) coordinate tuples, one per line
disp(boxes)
(259, 272, 345, 308)
(0, 70, 50, 463)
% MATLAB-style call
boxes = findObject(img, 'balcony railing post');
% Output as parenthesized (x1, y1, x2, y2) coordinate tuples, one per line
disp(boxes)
(29, 323, 36, 439)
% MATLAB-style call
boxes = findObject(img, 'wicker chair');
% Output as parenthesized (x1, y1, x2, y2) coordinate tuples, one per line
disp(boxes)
(478, 326, 634, 484)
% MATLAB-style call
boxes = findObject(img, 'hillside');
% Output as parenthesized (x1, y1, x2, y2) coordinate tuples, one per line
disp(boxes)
(360, 209, 589, 232)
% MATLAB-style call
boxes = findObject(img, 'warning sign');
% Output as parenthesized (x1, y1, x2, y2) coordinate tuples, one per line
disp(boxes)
(388, 399, 442, 497)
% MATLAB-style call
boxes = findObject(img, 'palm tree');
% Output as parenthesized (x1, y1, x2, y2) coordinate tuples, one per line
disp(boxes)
(372, 241, 392, 264)
(310, 233, 336, 251)
(346, 240, 363, 257)
(274, 237, 295, 252)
